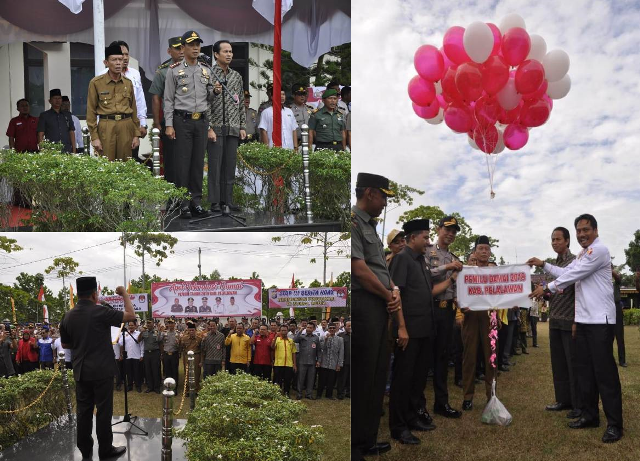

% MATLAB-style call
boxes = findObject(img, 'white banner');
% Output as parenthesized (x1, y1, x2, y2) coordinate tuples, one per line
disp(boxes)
(101, 294, 148, 312)
(456, 264, 532, 311)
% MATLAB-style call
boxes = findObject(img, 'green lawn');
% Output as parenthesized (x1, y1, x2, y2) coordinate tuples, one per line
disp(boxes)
(375, 322, 640, 461)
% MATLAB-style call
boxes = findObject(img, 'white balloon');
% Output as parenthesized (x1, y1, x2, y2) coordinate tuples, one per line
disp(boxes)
(492, 128, 505, 154)
(468, 135, 480, 150)
(434, 80, 442, 95)
(497, 77, 522, 110)
(426, 108, 444, 124)
(543, 49, 570, 82)
(547, 74, 571, 99)
(499, 13, 526, 35)
(463, 21, 494, 63)
(527, 34, 547, 62)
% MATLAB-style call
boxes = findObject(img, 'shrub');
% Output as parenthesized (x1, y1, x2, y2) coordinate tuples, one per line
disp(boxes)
(0, 142, 188, 231)
(178, 371, 324, 461)
(623, 308, 640, 326)
(0, 368, 75, 450)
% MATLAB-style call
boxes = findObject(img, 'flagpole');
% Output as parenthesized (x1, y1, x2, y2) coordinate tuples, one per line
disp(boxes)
(93, 0, 105, 76)
(272, 0, 282, 147)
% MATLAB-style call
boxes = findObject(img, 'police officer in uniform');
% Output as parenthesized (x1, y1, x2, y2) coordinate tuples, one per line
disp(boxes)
(351, 172, 406, 460)
(179, 321, 203, 390)
(241, 90, 258, 144)
(425, 216, 463, 418)
(164, 30, 220, 219)
(86, 44, 140, 160)
(184, 297, 198, 313)
(289, 83, 313, 146)
(199, 297, 212, 313)
(160, 318, 180, 382)
(308, 89, 346, 151)
(141, 319, 162, 393)
(149, 36, 183, 183)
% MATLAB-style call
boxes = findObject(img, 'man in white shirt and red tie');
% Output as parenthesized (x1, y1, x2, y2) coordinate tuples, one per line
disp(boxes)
(528, 214, 622, 443)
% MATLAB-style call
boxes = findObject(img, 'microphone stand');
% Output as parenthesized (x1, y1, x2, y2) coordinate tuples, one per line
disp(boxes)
(192, 61, 246, 227)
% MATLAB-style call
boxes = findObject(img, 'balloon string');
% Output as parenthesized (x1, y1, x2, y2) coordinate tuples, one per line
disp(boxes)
(485, 153, 498, 199)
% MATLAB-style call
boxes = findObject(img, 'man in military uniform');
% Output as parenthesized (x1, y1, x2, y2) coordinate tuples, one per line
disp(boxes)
(241, 90, 258, 144)
(164, 30, 220, 219)
(179, 321, 202, 390)
(141, 319, 162, 393)
(289, 83, 314, 146)
(199, 297, 212, 313)
(425, 216, 463, 419)
(308, 89, 346, 151)
(351, 173, 406, 460)
(86, 44, 140, 161)
(149, 36, 183, 183)
(160, 318, 180, 382)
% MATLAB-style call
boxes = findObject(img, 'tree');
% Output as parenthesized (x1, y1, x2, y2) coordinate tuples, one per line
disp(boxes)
(397, 206, 499, 258)
(12, 272, 52, 323)
(192, 269, 222, 281)
(44, 257, 80, 310)
(379, 181, 425, 243)
(624, 230, 640, 272)
(312, 43, 351, 86)
(0, 285, 30, 322)
(101, 286, 115, 296)
(0, 236, 22, 253)
(309, 279, 322, 288)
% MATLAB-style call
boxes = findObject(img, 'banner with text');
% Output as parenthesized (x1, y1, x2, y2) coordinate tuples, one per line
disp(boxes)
(101, 294, 148, 312)
(268, 287, 348, 309)
(151, 280, 262, 318)
(457, 265, 532, 311)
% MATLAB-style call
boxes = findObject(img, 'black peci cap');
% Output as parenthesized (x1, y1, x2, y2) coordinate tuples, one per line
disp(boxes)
(475, 235, 491, 248)
(105, 44, 123, 59)
(76, 277, 97, 293)
(403, 219, 430, 234)
(49, 89, 62, 98)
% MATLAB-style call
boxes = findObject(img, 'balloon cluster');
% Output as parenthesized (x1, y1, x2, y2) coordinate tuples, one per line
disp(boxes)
(409, 13, 571, 153)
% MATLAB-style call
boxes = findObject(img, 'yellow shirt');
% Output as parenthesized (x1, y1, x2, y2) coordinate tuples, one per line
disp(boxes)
(273, 337, 295, 367)
(224, 333, 251, 364)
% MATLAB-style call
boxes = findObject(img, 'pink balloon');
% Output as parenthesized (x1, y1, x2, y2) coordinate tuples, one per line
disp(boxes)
(436, 94, 447, 109)
(502, 27, 531, 67)
(444, 102, 473, 133)
(408, 75, 436, 106)
(487, 23, 502, 56)
(519, 98, 551, 127)
(455, 62, 483, 102)
(498, 103, 522, 124)
(515, 59, 545, 94)
(414, 45, 445, 82)
(441, 67, 462, 103)
(440, 46, 455, 74)
(542, 93, 553, 110)
(482, 55, 509, 95)
(443, 26, 471, 65)
(412, 100, 440, 119)
(473, 123, 499, 153)
(474, 95, 501, 126)
(503, 123, 529, 150)
(522, 79, 548, 100)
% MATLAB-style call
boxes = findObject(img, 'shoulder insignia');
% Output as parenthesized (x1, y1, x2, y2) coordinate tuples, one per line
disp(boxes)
(169, 61, 181, 69)
(312, 108, 319, 114)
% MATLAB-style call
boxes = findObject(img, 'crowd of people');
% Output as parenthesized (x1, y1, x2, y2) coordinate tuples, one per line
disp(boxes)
(351, 172, 631, 461)
(4, 33, 351, 218)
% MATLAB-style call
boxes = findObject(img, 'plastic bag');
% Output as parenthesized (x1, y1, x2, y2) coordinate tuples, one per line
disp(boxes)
(481, 379, 512, 426)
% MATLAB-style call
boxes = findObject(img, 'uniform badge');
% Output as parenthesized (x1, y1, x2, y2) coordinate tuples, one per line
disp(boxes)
(587, 248, 593, 255)
(311, 343, 316, 349)
(322, 124, 327, 128)
(182, 87, 188, 93)
(430, 251, 437, 257)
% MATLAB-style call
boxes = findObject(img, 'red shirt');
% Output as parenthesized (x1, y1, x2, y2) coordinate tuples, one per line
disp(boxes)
(253, 335, 273, 365)
(16, 337, 39, 363)
(6, 114, 39, 152)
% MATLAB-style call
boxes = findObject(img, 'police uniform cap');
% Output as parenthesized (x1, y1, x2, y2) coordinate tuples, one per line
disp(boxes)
(403, 219, 430, 234)
(475, 235, 491, 248)
(292, 84, 307, 95)
(201, 297, 208, 301)
(49, 89, 62, 98)
(76, 276, 97, 293)
(215, 297, 222, 301)
(168, 36, 182, 48)
(387, 229, 406, 246)
(356, 172, 395, 197)
(105, 44, 124, 58)
(187, 321, 196, 329)
(243, 90, 251, 98)
(438, 216, 461, 231)
(182, 30, 203, 45)
(166, 319, 175, 324)
(321, 88, 338, 99)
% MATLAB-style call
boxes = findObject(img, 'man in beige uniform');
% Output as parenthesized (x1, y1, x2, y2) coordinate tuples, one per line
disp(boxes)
(86, 44, 140, 161)
(289, 83, 313, 146)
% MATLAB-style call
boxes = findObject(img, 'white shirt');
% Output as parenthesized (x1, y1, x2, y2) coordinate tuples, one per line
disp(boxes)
(118, 330, 144, 359)
(112, 343, 121, 360)
(53, 337, 72, 362)
(104, 67, 147, 127)
(258, 106, 297, 149)
(71, 115, 83, 148)
(544, 237, 615, 324)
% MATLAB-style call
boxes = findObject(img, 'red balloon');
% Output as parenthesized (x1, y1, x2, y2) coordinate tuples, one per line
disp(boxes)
(455, 62, 483, 102)
(412, 100, 440, 119)
(498, 103, 522, 124)
(414, 45, 445, 82)
(522, 79, 548, 100)
(503, 123, 529, 150)
(487, 23, 502, 56)
(515, 59, 545, 94)
(501, 27, 531, 67)
(482, 56, 509, 95)
(542, 93, 553, 111)
(444, 102, 473, 133)
(519, 98, 551, 127)
(408, 75, 436, 106)
(473, 123, 499, 153)
(443, 26, 471, 65)
(474, 95, 501, 126)
(441, 67, 462, 103)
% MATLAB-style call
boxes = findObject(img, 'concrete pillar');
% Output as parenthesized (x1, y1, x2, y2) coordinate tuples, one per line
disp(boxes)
(31, 42, 72, 101)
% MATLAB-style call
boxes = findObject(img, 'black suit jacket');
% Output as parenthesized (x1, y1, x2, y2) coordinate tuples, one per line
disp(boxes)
(60, 298, 124, 381)
(389, 246, 435, 339)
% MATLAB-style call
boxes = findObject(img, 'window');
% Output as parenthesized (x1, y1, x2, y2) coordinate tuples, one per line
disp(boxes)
(23, 43, 45, 116)
(201, 42, 249, 91)
(70, 42, 95, 119)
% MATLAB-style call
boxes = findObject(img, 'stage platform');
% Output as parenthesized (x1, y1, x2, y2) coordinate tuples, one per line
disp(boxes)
(0, 416, 188, 461)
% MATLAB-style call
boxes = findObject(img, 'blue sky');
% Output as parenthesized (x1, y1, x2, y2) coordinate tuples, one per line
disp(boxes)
(352, 0, 640, 270)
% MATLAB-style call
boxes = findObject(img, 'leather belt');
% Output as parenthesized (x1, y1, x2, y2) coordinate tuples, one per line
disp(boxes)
(102, 113, 132, 121)
(174, 110, 203, 120)
(165, 352, 174, 355)
(436, 299, 454, 309)
(317, 141, 339, 145)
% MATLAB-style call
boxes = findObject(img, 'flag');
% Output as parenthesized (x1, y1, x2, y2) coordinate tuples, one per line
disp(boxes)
(127, 281, 132, 294)
(329, 272, 334, 286)
(38, 286, 48, 323)
(252, 0, 293, 25)
(10, 297, 16, 324)
(289, 273, 295, 318)
(69, 285, 75, 309)
(58, 0, 85, 14)
(98, 282, 101, 294)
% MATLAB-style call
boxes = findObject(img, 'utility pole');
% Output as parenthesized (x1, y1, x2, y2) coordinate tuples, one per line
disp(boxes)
(198, 247, 202, 277)
(123, 232, 127, 287)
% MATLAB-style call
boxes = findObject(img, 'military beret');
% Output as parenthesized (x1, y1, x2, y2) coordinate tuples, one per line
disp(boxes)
(182, 30, 203, 45)
(403, 219, 430, 234)
(168, 36, 182, 48)
(355, 172, 395, 197)
(105, 44, 123, 58)
(475, 235, 491, 248)
(76, 276, 97, 293)
(321, 88, 338, 99)
(49, 89, 62, 98)
(438, 216, 461, 231)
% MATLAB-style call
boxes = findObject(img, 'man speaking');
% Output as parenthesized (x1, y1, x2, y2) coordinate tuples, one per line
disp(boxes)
(60, 278, 136, 460)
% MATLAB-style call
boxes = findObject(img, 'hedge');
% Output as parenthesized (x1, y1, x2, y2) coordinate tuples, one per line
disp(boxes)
(623, 308, 640, 326)
(178, 371, 324, 461)
(0, 368, 75, 450)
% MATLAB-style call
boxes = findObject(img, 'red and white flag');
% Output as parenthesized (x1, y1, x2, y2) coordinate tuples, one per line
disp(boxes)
(58, 0, 85, 14)
(289, 273, 295, 318)
(252, 0, 293, 24)
(38, 286, 49, 323)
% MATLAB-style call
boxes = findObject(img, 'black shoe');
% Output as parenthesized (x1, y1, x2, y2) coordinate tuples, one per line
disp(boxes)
(180, 208, 191, 219)
(602, 426, 622, 443)
(462, 400, 473, 411)
(417, 407, 433, 425)
(434, 403, 462, 419)
(522, 350, 529, 354)
(306, 395, 316, 400)
(533, 344, 539, 348)
(190, 205, 209, 217)
(546, 402, 571, 411)
(363, 442, 392, 456)
(477, 373, 485, 380)
(144, 389, 153, 393)
(155, 390, 161, 394)
(296, 394, 302, 400)
(513, 351, 521, 355)
(498, 365, 510, 372)
(455, 379, 462, 388)
(409, 419, 436, 431)
(392, 430, 420, 445)
(568, 417, 599, 429)
(567, 409, 582, 419)
(98, 446, 126, 460)
(210, 203, 222, 213)
(619, 362, 627, 367)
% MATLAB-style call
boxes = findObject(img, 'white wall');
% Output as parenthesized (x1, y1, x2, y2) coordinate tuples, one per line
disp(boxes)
(32, 42, 72, 102)
(248, 44, 270, 109)
(0, 43, 25, 149)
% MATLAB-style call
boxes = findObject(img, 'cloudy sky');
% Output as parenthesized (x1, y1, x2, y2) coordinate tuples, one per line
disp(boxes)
(352, 0, 640, 268)
(0, 233, 350, 294)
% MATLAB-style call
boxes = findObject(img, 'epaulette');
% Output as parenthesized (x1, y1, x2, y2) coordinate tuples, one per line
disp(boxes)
(312, 108, 319, 114)
(169, 61, 181, 69)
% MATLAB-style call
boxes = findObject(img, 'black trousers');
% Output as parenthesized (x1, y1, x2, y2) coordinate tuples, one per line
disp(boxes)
(337, 363, 350, 397)
(227, 362, 247, 375)
(497, 322, 508, 368)
(207, 134, 239, 205)
(76, 377, 114, 458)
(317, 367, 337, 398)
(174, 116, 207, 208)
(504, 321, 516, 361)
(124, 359, 142, 390)
(549, 327, 579, 408)
(273, 365, 294, 394)
(115, 359, 124, 387)
(574, 323, 623, 428)
(530, 316, 538, 346)
(432, 306, 455, 407)
(161, 126, 176, 184)
(351, 290, 389, 459)
(203, 363, 222, 379)
(389, 336, 431, 436)
(453, 323, 463, 382)
(615, 302, 625, 364)
(252, 363, 272, 381)
(162, 352, 179, 382)
(143, 350, 161, 391)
